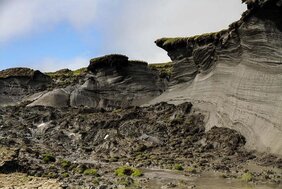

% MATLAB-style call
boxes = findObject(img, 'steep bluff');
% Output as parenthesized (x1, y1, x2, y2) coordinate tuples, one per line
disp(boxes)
(152, 0, 282, 155)
(25, 55, 167, 109)
(0, 68, 52, 106)
(70, 55, 166, 109)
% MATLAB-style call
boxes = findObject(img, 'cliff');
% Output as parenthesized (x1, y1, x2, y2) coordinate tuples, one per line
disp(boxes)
(0, 68, 52, 106)
(22, 55, 167, 109)
(151, 0, 282, 155)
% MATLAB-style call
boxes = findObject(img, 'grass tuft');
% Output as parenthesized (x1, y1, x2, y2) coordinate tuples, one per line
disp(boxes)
(42, 153, 56, 164)
(83, 169, 98, 176)
(115, 166, 143, 177)
(241, 172, 253, 182)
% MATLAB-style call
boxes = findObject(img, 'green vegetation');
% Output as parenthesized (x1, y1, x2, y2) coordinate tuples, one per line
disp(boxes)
(45, 68, 87, 88)
(149, 62, 173, 78)
(0, 67, 35, 79)
(83, 169, 98, 176)
(46, 68, 87, 79)
(89, 54, 129, 71)
(42, 153, 56, 163)
(90, 54, 128, 65)
(115, 166, 143, 177)
(155, 30, 228, 49)
(62, 172, 69, 178)
(241, 172, 253, 182)
(60, 159, 71, 168)
(174, 164, 184, 171)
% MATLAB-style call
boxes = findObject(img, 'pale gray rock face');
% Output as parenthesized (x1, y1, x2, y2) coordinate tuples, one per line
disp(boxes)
(28, 56, 167, 109)
(151, 0, 282, 155)
(27, 89, 70, 108)
(70, 60, 167, 109)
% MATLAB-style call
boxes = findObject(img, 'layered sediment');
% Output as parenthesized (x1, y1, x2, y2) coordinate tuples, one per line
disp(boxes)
(152, 0, 282, 155)
(5, 55, 167, 109)
(0, 68, 52, 107)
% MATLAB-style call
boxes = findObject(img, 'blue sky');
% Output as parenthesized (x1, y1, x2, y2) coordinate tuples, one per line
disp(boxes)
(0, 0, 246, 72)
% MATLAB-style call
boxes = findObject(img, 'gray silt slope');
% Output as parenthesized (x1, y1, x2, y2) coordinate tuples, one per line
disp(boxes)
(149, 0, 282, 155)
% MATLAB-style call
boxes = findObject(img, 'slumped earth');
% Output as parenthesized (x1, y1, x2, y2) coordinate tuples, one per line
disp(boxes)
(0, 103, 281, 188)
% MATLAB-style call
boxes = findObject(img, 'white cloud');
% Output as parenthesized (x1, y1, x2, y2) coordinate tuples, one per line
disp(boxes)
(0, 0, 98, 43)
(96, 0, 247, 63)
(0, 0, 247, 69)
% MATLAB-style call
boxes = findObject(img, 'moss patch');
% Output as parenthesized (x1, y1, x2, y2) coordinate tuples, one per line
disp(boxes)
(0, 68, 36, 79)
(46, 68, 87, 79)
(83, 169, 98, 176)
(241, 172, 253, 182)
(174, 164, 184, 171)
(155, 30, 228, 50)
(149, 62, 173, 79)
(60, 159, 71, 169)
(115, 166, 143, 177)
(42, 153, 56, 164)
(88, 54, 128, 72)
(45, 68, 87, 88)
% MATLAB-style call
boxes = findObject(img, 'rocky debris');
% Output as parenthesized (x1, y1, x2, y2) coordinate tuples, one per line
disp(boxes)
(0, 102, 281, 188)
(204, 127, 246, 154)
(151, 0, 282, 155)
(0, 68, 52, 107)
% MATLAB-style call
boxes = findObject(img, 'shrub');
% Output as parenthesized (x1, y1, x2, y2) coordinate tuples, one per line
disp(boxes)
(174, 164, 184, 171)
(83, 169, 98, 176)
(241, 172, 253, 182)
(115, 166, 143, 177)
(62, 172, 69, 178)
(60, 159, 71, 168)
(42, 153, 56, 163)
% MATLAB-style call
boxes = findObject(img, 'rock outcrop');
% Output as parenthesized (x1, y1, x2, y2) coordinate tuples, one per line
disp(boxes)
(151, 0, 282, 155)
(0, 68, 52, 106)
(25, 55, 167, 109)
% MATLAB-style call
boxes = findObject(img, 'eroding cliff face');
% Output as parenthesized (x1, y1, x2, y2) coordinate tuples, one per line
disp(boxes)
(70, 55, 167, 109)
(152, 0, 282, 155)
(0, 68, 52, 106)
(26, 55, 167, 109)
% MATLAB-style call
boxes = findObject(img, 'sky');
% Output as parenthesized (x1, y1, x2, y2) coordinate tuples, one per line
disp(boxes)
(0, 0, 246, 72)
